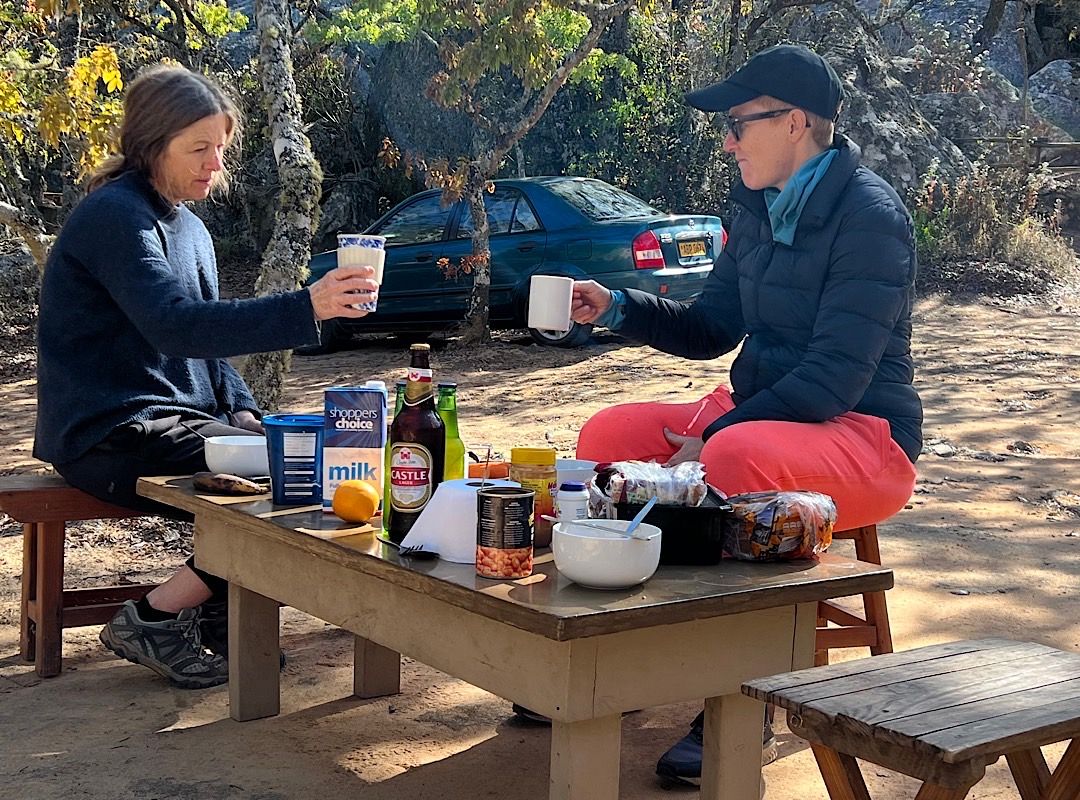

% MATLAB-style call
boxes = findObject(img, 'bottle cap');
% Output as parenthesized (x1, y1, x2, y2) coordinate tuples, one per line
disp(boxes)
(510, 447, 557, 466)
(437, 381, 458, 390)
(559, 481, 587, 491)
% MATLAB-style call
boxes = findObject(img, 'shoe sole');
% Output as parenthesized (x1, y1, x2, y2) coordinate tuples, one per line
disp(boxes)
(99, 628, 227, 690)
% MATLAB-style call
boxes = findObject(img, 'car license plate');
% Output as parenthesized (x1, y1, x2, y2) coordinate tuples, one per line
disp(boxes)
(678, 240, 707, 258)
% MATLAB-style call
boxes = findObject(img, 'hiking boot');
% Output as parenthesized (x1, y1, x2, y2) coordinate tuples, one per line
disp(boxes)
(99, 600, 227, 689)
(655, 711, 779, 786)
(198, 598, 286, 669)
(198, 598, 228, 658)
(511, 703, 555, 724)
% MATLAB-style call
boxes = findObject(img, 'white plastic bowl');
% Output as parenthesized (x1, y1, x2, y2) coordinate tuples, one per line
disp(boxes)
(556, 458, 598, 487)
(552, 519, 662, 589)
(203, 435, 269, 477)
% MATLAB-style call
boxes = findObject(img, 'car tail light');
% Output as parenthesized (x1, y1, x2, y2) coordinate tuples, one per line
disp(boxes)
(632, 230, 666, 269)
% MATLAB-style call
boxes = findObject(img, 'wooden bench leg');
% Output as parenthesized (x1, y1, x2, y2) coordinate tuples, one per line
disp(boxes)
(810, 743, 871, 800)
(35, 521, 66, 678)
(1007, 747, 1051, 800)
(1044, 738, 1080, 800)
(853, 526, 894, 655)
(20, 523, 37, 662)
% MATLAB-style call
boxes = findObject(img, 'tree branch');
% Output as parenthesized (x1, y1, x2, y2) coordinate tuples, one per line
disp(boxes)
(487, 0, 635, 171)
(108, 1, 185, 51)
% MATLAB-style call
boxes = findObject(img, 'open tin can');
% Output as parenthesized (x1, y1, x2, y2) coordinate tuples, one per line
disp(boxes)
(476, 486, 534, 579)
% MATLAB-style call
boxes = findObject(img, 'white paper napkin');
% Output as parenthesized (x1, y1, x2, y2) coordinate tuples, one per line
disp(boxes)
(398, 478, 519, 563)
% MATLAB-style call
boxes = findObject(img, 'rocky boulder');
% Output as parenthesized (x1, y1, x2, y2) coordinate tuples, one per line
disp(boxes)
(1030, 60, 1080, 139)
(766, 9, 972, 195)
(367, 40, 478, 163)
(859, 0, 1030, 88)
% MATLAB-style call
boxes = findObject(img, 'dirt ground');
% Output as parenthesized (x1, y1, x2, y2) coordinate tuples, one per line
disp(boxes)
(1, 295, 1079, 800)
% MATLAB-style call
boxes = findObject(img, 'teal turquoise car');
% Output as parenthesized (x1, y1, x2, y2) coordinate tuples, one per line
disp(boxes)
(306, 176, 726, 349)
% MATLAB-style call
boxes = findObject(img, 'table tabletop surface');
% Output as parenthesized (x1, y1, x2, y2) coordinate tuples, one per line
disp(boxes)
(139, 475, 893, 640)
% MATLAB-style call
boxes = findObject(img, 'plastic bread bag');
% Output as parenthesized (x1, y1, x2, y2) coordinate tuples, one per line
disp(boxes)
(721, 490, 836, 561)
(591, 460, 708, 508)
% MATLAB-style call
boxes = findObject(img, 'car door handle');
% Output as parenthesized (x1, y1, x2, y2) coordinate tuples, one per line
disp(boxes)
(517, 241, 538, 252)
(415, 251, 433, 262)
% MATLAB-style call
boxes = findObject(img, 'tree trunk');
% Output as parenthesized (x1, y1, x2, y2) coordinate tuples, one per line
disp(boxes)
(728, 0, 743, 69)
(974, 0, 1007, 48)
(457, 166, 492, 345)
(456, 0, 634, 344)
(241, 0, 324, 409)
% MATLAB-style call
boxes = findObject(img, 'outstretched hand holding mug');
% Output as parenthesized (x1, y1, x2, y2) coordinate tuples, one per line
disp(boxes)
(571, 280, 613, 324)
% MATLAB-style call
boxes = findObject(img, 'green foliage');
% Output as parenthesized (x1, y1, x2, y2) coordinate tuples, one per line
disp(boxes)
(310, 0, 418, 46)
(523, 6, 734, 216)
(912, 165, 1079, 295)
(0, 0, 246, 244)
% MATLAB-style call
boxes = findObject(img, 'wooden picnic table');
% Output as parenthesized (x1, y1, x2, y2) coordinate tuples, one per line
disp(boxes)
(139, 475, 893, 800)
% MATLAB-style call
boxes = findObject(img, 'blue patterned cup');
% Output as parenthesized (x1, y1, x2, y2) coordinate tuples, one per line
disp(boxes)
(337, 233, 386, 311)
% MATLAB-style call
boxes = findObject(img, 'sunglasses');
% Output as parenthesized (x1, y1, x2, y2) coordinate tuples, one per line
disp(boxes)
(725, 108, 810, 141)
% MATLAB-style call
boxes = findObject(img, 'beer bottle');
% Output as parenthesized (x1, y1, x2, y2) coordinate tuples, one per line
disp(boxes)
(383, 379, 407, 517)
(437, 382, 466, 481)
(386, 344, 445, 543)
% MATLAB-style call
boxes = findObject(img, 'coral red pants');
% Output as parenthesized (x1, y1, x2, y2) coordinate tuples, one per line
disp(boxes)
(576, 386, 916, 530)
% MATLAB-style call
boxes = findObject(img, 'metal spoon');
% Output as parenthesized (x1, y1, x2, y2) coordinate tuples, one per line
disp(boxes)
(543, 508, 660, 541)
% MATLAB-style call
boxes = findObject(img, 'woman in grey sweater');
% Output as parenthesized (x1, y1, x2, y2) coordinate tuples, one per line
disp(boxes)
(34, 65, 374, 689)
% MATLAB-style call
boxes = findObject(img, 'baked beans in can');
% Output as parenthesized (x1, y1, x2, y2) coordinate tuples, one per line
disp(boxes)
(476, 486, 534, 579)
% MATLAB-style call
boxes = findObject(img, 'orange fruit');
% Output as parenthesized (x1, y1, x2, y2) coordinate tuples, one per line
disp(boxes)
(332, 480, 380, 523)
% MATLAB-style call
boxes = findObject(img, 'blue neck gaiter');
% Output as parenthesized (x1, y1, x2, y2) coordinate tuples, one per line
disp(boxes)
(762, 148, 838, 246)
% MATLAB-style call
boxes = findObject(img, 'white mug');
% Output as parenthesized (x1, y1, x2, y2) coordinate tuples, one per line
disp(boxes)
(337, 234, 386, 311)
(527, 275, 574, 332)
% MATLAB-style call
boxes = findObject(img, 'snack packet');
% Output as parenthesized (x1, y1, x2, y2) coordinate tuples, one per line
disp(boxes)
(590, 460, 708, 511)
(722, 490, 835, 561)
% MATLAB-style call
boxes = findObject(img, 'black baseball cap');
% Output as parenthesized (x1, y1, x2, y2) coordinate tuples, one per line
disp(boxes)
(685, 44, 843, 121)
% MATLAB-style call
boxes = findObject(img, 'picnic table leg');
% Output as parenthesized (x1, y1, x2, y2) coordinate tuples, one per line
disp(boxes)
(228, 582, 280, 721)
(549, 713, 621, 800)
(353, 636, 400, 698)
(700, 692, 763, 800)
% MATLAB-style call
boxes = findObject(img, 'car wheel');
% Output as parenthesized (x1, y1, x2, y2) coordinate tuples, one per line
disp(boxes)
(294, 318, 348, 356)
(528, 321, 593, 348)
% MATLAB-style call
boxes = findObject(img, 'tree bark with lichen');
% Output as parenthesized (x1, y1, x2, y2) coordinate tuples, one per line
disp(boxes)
(240, 0, 323, 409)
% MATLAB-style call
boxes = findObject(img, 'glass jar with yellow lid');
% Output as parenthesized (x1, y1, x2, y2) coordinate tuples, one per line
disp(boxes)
(509, 447, 557, 547)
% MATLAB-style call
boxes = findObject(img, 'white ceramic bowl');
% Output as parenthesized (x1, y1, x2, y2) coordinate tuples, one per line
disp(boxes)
(204, 435, 270, 477)
(556, 458, 598, 487)
(551, 520, 662, 589)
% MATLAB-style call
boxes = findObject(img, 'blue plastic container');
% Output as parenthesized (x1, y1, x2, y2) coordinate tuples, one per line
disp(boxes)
(263, 413, 323, 505)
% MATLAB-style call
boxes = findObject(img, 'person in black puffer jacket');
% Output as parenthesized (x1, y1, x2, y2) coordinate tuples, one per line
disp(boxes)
(570, 45, 922, 785)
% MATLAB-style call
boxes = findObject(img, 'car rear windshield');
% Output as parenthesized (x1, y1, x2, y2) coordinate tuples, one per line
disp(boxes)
(546, 180, 661, 221)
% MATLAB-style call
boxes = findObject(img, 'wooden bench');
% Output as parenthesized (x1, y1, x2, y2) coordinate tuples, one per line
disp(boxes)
(815, 524, 894, 665)
(743, 638, 1080, 799)
(0, 474, 157, 678)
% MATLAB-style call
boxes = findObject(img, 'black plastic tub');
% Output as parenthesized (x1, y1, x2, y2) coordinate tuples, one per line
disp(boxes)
(614, 491, 731, 565)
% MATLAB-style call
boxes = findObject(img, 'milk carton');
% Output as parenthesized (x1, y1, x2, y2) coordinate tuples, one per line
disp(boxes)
(323, 383, 387, 513)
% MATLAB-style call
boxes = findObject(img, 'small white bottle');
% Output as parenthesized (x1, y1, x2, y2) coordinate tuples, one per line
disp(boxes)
(556, 480, 589, 521)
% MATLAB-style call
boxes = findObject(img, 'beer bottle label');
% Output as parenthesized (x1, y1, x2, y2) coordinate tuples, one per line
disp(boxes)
(389, 442, 434, 511)
(404, 368, 433, 406)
